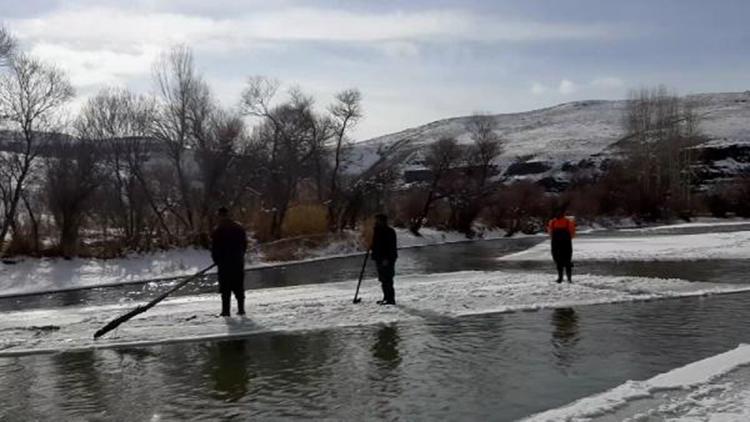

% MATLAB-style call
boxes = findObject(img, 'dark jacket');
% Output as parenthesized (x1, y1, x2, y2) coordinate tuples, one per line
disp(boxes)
(371, 225, 398, 262)
(211, 220, 248, 265)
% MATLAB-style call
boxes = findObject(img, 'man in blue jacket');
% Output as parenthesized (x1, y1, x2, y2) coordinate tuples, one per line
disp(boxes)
(371, 214, 398, 305)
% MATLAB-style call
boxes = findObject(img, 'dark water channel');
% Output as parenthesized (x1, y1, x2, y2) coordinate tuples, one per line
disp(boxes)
(1, 225, 750, 421)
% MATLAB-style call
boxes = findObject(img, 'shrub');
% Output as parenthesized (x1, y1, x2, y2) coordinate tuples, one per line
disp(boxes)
(705, 188, 733, 218)
(282, 203, 328, 237)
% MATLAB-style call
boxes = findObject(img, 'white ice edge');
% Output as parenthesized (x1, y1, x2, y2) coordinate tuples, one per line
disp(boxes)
(500, 230, 750, 262)
(523, 343, 750, 422)
(1, 271, 749, 357)
(618, 220, 750, 232)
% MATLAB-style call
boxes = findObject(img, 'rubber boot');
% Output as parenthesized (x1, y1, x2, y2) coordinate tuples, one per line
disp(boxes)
(237, 297, 246, 316)
(566, 265, 572, 283)
(220, 292, 231, 317)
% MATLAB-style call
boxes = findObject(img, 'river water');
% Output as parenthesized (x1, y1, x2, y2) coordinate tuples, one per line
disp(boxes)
(1, 225, 750, 421)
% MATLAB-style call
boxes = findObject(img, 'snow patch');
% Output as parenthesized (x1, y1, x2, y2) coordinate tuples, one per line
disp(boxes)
(524, 344, 750, 421)
(500, 231, 750, 262)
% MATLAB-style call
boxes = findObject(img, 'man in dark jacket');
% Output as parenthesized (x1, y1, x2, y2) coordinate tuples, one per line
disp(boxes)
(371, 214, 398, 305)
(211, 207, 248, 316)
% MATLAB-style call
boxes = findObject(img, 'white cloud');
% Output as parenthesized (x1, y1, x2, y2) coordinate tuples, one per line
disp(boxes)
(29, 42, 160, 88)
(531, 82, 547, 95)
(558, 79, 577, 94)
(8, 6, 628, 52)
(378, 41, 421, 59)
(2, 4, 638, 139)
(591, 77, 625, 89)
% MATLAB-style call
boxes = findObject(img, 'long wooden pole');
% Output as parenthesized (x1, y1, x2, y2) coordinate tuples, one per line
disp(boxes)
(93, 264, 216, 339)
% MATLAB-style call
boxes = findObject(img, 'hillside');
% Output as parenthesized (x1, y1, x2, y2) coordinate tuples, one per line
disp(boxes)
(347, 91, 750, 189)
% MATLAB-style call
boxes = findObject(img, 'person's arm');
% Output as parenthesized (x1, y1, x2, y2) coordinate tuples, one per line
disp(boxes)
(389, 229, 398, 261)
(240, 227, 248, 255)
(370, 229, 380, 260)
(210, 230, 219, 264)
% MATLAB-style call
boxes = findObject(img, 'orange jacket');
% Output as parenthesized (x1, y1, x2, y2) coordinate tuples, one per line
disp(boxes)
(547, 217, 576, 239)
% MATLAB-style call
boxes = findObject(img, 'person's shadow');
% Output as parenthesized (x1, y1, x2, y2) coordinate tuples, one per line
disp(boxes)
(551, 307, 580, 368)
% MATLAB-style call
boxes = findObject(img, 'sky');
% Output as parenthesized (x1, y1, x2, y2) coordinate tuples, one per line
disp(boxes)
(2, 0, 750, 139)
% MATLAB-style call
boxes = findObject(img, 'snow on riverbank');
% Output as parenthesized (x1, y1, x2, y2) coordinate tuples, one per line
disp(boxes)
(524, 344, 750, 421)
(0, 228, 506, 298)
(0, 248, 219, 298)
(500, 230, 750, 262)
(1, 271, 749, 356)
(618, 219, 750, 233)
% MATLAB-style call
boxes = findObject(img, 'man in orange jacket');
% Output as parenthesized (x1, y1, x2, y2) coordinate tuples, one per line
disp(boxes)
(547, 208, 576, 283)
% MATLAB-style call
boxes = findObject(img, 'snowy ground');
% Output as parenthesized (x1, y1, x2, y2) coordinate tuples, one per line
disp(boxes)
(524, 344, 750, 421)
(500, 230, 750, 262)
(617, 220, 750, 233)
(1, 270, 749, 357)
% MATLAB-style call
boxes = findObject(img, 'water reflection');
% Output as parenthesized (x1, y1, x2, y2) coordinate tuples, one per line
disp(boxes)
(209, 340, 250, 402)
(371, 325, 401, 369)
(52, 351, 107, 416)
(551, 308, 580, 368)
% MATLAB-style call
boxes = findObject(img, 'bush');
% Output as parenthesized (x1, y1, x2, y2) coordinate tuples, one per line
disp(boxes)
(249, 210, 274, 243)
(731, 176, 750, 218)
(282, 203, 328, 237)
(359, 216, 375, 249)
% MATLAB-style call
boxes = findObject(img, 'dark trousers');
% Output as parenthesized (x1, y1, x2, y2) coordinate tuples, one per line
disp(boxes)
(555, 260, 573, 282)
(218, 262, 245, 313)
(552, 236, 573, 282)
(376, 260, 396, 303)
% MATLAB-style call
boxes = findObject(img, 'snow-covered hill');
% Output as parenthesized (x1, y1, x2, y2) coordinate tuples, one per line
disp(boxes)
(347, 91, 750, 189)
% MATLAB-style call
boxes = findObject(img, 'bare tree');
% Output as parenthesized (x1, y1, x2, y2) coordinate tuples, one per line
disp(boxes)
(75, 87, 168, 248)
(623, 86, 704, 218)
(241, 80, 328, 239)
(45, 138, 104, 257)
(193, 109, 252, 233)
(466, 113, 503, 189)
(0, 54, 74, 251)
(0, 25, 16, 67)
(411, 136, 463, 234)
(327, 89, 362, 231)
(432, 113, 506, 234)
(150, 45, 210, 235)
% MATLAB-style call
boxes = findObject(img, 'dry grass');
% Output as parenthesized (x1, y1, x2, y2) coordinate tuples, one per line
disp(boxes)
(359, 216, 375, 249)
(282, 203, 328, 237)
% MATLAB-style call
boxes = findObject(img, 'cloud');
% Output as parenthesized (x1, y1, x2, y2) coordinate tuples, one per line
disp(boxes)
(8, 6, 628, 52)
(377, 41, 421, 59)
(531, 82, 547, 95)
(29, 42, 159, 88)
(558, 79, 577, 94)
(591, 76, 625, 89)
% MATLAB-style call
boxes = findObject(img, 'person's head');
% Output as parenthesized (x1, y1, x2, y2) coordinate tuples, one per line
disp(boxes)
(555, 206, 567, 219)
(217, 207, 231, 221)
(374, 213, 389, 227)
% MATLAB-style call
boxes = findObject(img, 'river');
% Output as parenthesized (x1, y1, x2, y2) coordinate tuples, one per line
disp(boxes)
(1, 224, 749, 421)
